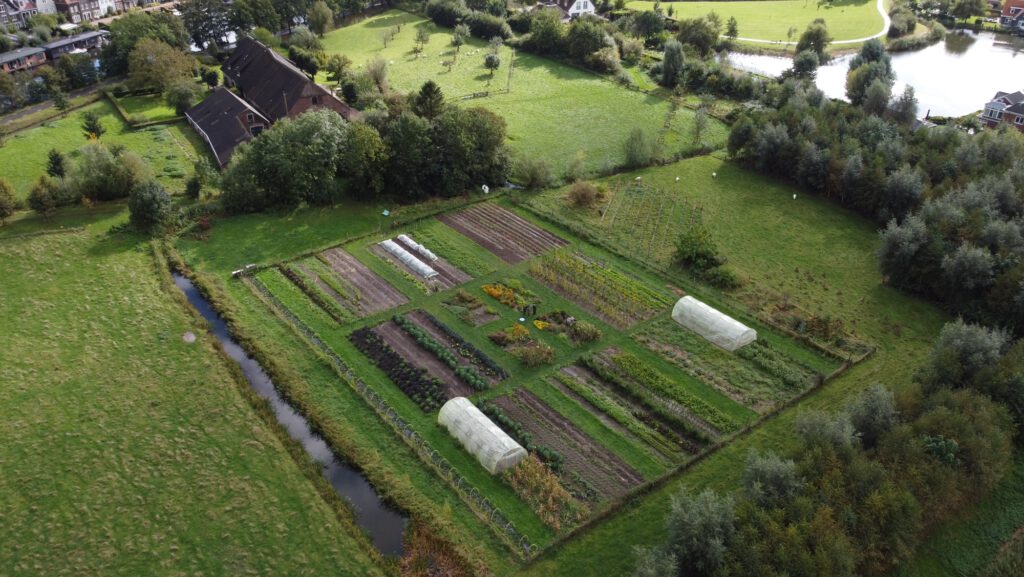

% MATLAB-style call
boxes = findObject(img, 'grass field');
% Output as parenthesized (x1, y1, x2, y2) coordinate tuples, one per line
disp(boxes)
(0, 216, 383, 576)
(320, 10, 727, 174)
(628, 0, 886, 43)
(0, 99, 209, 200)
(115, 92, 184, 123)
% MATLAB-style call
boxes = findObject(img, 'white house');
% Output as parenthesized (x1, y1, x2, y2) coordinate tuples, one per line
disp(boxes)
(537, 0, 596, 21)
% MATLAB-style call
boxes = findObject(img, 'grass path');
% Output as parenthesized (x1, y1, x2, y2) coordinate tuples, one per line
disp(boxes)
(0, 216, 384, 576)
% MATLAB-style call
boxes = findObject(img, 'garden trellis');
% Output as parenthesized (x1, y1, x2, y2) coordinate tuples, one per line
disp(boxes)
(671, 296, 757, 352)
(438, 397, 527, 474)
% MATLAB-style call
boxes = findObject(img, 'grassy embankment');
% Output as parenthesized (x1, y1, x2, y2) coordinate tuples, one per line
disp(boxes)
(0, 213, 384, 576)
(0, 98, 209, 201)
(319, 10, 728, 175)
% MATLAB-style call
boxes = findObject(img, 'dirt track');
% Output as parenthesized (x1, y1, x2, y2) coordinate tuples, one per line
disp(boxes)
(320, 248, 408, 316)
(374, 321, 473, 399)
(438, 204, 567, 264)
(495, 389, 644, 499)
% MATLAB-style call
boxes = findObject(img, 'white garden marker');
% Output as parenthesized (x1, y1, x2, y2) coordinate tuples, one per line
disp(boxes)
(793, 194, 797, 200)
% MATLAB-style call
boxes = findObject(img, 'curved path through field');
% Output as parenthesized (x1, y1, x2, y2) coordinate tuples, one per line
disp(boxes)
(731, 0, 891, 45)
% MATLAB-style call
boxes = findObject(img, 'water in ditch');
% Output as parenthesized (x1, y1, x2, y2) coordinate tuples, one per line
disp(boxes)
(172, 272, 408, 556)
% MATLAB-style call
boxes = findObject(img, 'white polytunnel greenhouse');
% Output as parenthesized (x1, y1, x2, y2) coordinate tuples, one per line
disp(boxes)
(671, 296, 757, 352)
(397, 234, 438, 262)
(438, 397, 528, 474)
(379, 239, 439, 279)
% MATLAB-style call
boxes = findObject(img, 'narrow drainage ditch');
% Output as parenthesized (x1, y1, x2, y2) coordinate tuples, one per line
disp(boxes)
(172, 272, 408, 556)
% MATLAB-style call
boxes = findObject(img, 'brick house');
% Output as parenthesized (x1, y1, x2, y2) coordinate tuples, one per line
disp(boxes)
(186, 87, 270, 167)
(1002, 0, 1024, 31)
(221, 36, 358, 123)
(0, 0, 40, 29)
(0, 45, 45, 73)
(981, 90, 1024, 132)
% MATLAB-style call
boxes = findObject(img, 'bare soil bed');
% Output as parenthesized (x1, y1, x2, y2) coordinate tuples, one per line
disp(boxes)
(320, 248, 408, 315)
(494, 389, 644, 499)
(406, 310, 506, 386)
(438, 203, 567, 264)
(373, 321, 475, 399)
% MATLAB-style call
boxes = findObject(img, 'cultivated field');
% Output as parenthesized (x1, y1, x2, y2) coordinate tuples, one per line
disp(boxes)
(0, 99, 209, 200)
(438, 203, 567, 264)
(627, 0, 886, 43)
(233, 195, 836, 560)
(171, 156, 951, 577)
(320, 10, 728, 174)
(0, 218, 382, 576)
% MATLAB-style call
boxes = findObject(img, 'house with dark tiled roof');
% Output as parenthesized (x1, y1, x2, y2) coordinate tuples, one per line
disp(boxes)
(981, 90, 1024, 132)
(41, 29, 108, 60)
(1002, 0, 1024, 31)
(0, 0, 40, 29)
(186, 87, 270, 167)
(0, 45, 45, 72)
(221, 36, 357, 123)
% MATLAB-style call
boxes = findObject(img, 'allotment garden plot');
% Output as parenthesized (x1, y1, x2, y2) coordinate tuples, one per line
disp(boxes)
(241, 201, 842, 555)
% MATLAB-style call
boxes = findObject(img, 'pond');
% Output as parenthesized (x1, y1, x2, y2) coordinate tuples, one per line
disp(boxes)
(171, 273, 408, 557)
(727, 31, 1024, 117)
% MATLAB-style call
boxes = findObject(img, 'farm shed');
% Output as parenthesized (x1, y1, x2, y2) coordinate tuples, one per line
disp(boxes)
(438, 397, 527, 474)
(671, 296, 757, 352)
(379, 239, 438, 279)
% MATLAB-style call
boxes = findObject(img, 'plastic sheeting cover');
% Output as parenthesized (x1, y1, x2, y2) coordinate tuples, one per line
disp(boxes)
(380, 239, 439, 279)
(671, 296, 757, 352)
(438, 397, 528, 475)
(398, 234, 438, 261)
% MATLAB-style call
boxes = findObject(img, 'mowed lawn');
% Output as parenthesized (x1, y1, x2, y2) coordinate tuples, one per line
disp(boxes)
(627, 0, 886, 42)
(513, 155, 948, 577)
(0, 99, 208, 201)
(0, 219, 383, 576)
(322, 10, 727, 174)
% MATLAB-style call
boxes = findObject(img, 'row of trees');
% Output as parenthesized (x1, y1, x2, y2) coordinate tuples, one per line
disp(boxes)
(635, 320, 1021, 577)
(221, 81, 510, 213)
(727, 40, 1024, 334)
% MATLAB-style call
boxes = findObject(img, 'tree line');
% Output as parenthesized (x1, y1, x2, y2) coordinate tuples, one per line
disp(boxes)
(725, 40, 1024, 336)
(220, 80, 509, 213)
(634, 320, 1022, 577)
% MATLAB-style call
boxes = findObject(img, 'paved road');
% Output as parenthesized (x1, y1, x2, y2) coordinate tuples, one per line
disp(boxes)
(731, 0, 891, 45)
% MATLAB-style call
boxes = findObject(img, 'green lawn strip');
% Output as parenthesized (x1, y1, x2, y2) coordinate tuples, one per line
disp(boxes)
(402, 217, 506, 278)
(114, 92, 196, 123)
(320, 9, 724, 174)
(626, 0, 886, 42)
(280, 261, 356, 324)
(0, 99, 204, 200)
(0, 229, 383, 576)
(895, 455, 1024, 577)
(223, 277, 520, 573)
(521, 380, 668, 480)
(254, 267, 339, 330)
